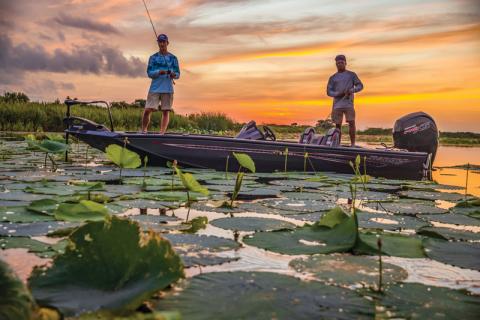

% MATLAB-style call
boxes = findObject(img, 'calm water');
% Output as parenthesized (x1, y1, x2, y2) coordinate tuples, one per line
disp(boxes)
(432, 146, 480, 197)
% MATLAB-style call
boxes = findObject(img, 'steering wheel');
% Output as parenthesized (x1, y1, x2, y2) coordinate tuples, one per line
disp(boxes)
(263, 126, 276, 141)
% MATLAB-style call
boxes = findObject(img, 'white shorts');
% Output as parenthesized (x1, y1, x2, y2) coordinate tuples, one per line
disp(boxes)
(145, 92, 173, 111)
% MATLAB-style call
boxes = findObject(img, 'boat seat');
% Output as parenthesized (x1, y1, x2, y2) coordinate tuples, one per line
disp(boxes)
(235, 121, 265, 140)
(299, 127, 340, 147)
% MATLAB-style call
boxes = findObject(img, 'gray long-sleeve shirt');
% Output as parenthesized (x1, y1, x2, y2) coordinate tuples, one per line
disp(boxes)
(327, 70, 363, 109)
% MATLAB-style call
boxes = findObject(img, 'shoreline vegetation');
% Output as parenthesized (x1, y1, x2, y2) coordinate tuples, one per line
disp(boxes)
(1, 98, 479, 147)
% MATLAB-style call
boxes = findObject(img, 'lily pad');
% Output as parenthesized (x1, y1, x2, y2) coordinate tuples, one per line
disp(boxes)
(0, 236, 53, 255)
(27, 199, 58, 215)
(399, 190, 467, 202)
(244, 207, 357, 255)
(105, 144, 142, 169)
(268, 180, 330, 189)
(0, 259, 36, 320)
(363, 199, 447, 216)
(423, 238, 480, 270)
(379, 283, 480, 319)
(211, 217, 296, 232)
(261, 198, 336, 213)
(290, 255, 407, 287)
(0, 206, 55, 223)
(54, 200, 110, 222)
(28, 217, 184, 317)
(357, 211, 430, 231)
(0, 221, 79, 237)
(417, 226, 480, 241)
(163, 233, 240, 267)
(155, 272, 374, 319)
(419, 213, 480, 226)
(354, 232, 426, 258)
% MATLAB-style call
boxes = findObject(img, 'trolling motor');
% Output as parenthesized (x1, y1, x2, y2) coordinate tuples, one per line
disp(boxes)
(63, 98, 115, 161)
(393, 112, 439, 163)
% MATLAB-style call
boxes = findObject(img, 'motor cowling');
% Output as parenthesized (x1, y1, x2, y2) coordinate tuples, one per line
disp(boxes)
(393, 112, 438, 162)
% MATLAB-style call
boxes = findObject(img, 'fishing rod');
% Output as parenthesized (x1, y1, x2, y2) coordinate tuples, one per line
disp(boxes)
(141, 0, 158, 40)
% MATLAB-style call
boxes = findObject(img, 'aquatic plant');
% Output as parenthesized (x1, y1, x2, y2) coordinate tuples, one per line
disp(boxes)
(229, 152, 256, 208)
(28, 216, 184, 317)
(105, 139, 141, 182)
(26, 136, 68, 171)
(173, 164, 209, 221)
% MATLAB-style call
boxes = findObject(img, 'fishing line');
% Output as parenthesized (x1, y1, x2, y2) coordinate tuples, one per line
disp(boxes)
(141, 0, 158, 40)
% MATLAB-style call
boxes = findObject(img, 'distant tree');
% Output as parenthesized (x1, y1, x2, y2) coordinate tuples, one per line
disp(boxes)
(291, 122, 298, 126)
(134, 99, 146, 108)
(316, 119, 334, 130)
(110, 101, 131, 109)
(54, 98, 61, 104)
(1, 91, 30, 103)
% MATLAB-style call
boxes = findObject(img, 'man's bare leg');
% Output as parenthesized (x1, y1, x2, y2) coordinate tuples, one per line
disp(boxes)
(335, 123, 342, 144)
(160, 110, 170, 134)
(141, 109, 154, 133)
(347, 120, 356, 146)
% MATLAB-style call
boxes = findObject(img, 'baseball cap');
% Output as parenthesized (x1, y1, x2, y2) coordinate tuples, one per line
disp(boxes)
(157, 34, 169, 42)
(335, 54, 346, 62)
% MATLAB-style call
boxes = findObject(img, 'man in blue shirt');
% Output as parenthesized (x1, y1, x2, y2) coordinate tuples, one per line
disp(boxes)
(141, 33, 180, 134)
(327, 55, 363, 146)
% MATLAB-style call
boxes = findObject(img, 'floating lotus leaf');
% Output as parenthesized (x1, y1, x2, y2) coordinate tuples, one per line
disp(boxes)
(113, 199, 170, 209)
(0, 221, 79, 237)
(281, 191, 335, 201)
(232, 188, 281, 200)
(244, 207, 357, 255)
(27, 199, 58, 215)
(451, 206, 480, 219)
(399, 190, 466, 202)
(123, 177, 175, 186)
(417, 226, 480, 241)
(423, 238, 480, 270)
(261, 198, 336, 213)
(203, 179, 259, 186)
(378, 283, 480, 319)
(354, 232, 426, 258)
(288, 212, 326, 221)
(0, 259, 36, 320)
(28, 217, 184, 317)
(363, 199, 447, 216)
(155, 272, 374, 319)
(268, 179, 330, 189)
(0, 206, 55, 223)
(290, 254, 407, 287)
(0, 236, 56, 256)
(163, 233, 240, 267)
(357, 211, 430, 231)
(0, 191, 51, 202)
(363, 183, 401, 192)
(136, 191, 207, 202)
(419, 213, 480, 226)
(54, 200, 110, 222)
(211, 217, 296, 232)
(105, 144, 142, 169)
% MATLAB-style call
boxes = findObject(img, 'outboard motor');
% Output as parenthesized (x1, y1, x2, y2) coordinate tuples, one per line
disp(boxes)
(393, 112, 439, 162)
(235, 121, 265, 140)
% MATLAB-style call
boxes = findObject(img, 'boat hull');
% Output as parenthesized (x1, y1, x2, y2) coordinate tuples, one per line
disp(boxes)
(67, 130, 431, 180)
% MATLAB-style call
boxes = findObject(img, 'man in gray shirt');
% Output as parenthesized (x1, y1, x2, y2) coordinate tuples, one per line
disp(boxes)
(327, 55, 363, 146)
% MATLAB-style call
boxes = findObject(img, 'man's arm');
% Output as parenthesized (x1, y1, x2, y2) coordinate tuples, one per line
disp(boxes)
(147, 56, 160, 79)
(170, 56, 180, 80)
(351, 73, 364, 93)
(327, 76, 343, 98)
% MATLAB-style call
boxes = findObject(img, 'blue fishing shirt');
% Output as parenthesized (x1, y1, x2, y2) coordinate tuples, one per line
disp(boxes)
(147, 52, 180, 93)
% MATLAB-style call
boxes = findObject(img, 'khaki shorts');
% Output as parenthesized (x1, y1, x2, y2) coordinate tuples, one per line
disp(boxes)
(145, 92, 173, 111)
(332, 107, 355, 124)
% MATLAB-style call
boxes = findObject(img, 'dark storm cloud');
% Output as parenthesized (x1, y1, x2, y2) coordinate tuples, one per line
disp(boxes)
(53, 13, 120, 34)
(0, 34, 145, 84)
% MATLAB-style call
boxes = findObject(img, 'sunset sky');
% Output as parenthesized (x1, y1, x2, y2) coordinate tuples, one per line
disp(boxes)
(1, 0, 479, 131)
